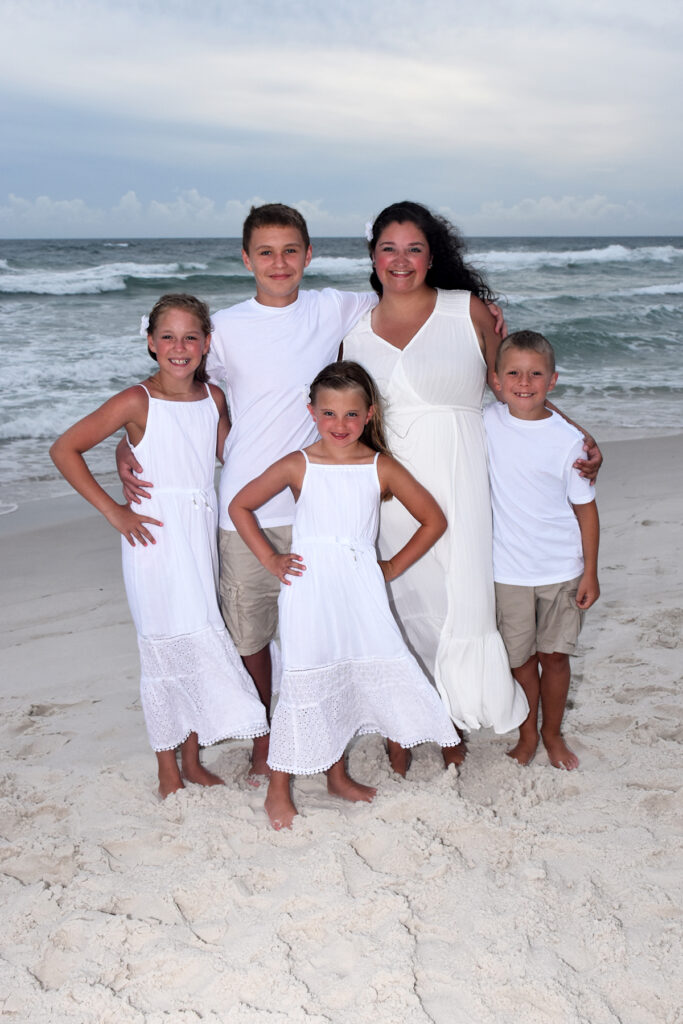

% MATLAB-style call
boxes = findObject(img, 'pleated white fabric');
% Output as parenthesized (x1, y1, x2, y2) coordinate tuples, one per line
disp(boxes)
(344, 289, 528, 732)
(122, 386, 268, 751)
(268, 452, 459, 775)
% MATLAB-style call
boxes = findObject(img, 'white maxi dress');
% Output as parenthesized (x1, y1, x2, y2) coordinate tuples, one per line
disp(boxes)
(122, 385, 269, 751)
(344, 289, 528, 732)
(267, 451, 459, 775)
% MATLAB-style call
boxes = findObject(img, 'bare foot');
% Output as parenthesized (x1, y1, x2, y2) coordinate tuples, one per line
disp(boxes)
(182, 763, 225, 787)
(506, 734, 539, 766)
(542, 732, 579, 770)
(265, 772, 297, 830)
(248, 733, 271, 785)
(158, 778, 184, 799)
(327, 762, 376, 803)
(442, 742, 466, 769)
(386, 739, 412, 777)
(157, 750, 184, 798)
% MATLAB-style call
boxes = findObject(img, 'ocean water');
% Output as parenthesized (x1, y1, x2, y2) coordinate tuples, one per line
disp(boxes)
(1, 235, 682, 511)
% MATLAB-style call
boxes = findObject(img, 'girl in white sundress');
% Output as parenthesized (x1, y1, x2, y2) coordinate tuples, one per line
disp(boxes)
(229, 361, 459, 830)
(50, 294, 268, 798)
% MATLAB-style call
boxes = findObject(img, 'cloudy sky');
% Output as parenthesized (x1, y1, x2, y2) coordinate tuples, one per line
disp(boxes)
(1, 0, 680, 237)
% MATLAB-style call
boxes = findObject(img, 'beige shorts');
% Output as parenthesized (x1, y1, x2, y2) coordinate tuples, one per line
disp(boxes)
(218, 525, 292, 657)
(494, 577, 584, 669)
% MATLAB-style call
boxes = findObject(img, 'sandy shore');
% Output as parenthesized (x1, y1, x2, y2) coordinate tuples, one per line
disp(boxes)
(1, 436, 681, 1024)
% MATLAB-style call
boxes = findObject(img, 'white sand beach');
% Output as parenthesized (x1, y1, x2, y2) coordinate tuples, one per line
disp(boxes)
(1, 435, 681, 1024)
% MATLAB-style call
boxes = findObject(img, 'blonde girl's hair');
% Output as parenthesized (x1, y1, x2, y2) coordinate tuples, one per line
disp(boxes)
(146, 293, 212, 383)
(309, 360, 392, 457)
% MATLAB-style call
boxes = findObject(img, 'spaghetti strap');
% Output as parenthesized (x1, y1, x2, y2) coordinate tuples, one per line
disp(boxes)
(301, 449, 310, 464)
(136, 382, 152, 399)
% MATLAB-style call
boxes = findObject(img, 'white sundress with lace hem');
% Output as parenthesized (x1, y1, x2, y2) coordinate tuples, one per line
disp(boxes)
(122, 384, 268, 752)
(268, 450, 458, 775)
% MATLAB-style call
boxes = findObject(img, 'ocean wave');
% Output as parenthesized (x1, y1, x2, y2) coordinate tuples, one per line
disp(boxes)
(0, 260, 210, 295)
(0, 259, 10, 271)
(478, 244, 683, 273)
(308, 255, 370, 276)
(618, 281, 683, 296)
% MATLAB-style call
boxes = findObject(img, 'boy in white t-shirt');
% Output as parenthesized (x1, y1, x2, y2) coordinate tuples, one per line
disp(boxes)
(483, 330, 600, 771)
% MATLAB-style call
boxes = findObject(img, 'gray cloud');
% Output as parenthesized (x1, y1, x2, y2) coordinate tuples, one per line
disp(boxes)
(0, 0, 681, 236)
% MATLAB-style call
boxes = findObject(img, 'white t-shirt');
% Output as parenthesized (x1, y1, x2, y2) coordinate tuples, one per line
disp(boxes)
(208, 288, 377, 529)
(483, 403, 595, 586)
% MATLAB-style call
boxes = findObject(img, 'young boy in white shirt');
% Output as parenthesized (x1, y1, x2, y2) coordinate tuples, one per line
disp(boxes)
(483, 330, 600, 770)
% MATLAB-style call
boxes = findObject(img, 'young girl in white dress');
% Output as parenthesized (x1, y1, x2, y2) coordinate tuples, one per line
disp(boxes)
(50, 294, 268, 798)
(229, 361, 459, 830)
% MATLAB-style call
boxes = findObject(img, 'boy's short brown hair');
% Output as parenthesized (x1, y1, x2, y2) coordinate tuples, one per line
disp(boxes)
(241, 203, 311, 251)
(496, 330, 556, 374)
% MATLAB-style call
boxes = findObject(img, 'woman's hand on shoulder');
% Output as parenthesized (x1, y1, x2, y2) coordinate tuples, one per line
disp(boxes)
(574, 434, 603, 482)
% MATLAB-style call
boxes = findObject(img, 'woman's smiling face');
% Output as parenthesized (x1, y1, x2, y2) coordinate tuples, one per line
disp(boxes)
(372, 221, 431, 294)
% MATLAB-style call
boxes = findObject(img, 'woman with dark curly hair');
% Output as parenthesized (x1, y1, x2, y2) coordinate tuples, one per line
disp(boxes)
(344, 201, 530, 771)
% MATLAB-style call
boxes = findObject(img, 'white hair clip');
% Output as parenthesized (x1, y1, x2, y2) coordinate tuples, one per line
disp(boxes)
(364, 221, 374, 242)
(139, 314, 150, 337)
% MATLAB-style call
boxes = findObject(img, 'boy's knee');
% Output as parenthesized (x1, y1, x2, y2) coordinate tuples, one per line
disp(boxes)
(537, 650, 569, 668)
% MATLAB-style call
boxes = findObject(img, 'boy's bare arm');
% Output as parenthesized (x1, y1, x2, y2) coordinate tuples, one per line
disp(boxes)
(573, 499, 600, 609)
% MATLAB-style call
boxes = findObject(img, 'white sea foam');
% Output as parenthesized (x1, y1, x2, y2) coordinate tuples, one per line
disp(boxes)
(618, 281, 683, 296)
(0, 260, 208, 295)
(308, 255, 370, 276)
(478, 244, 683, 274)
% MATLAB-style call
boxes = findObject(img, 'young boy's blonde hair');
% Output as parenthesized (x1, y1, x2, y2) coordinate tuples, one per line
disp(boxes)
(496, 330, 556, 374)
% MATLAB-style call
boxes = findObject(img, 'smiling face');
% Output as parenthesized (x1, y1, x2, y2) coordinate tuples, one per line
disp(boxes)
(242, 225, 312, 307)
(493, 347, 558, 420)
(147, 309, 210, 381)
(308, 386, 374, 451)
(372, 220, 431, 295)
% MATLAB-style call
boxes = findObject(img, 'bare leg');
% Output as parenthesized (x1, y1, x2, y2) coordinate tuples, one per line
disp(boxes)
(242, 645, 272, 779)
(386, 738, 412, 776)
(265, 770, 297, 830)
(538, 651, 578, 770)
(507, 654, 541, 765)
(326, 757, 376, 803)
(180, 732, 225, 787)
(156, 749, 184, 799)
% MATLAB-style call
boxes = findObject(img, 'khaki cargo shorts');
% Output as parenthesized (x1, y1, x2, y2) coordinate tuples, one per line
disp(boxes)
(218, 525, 292, 657)
(494, 576, 584, 669)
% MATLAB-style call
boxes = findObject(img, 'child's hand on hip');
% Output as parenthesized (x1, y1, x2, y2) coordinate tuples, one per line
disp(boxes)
(266, 552, 306, 584)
